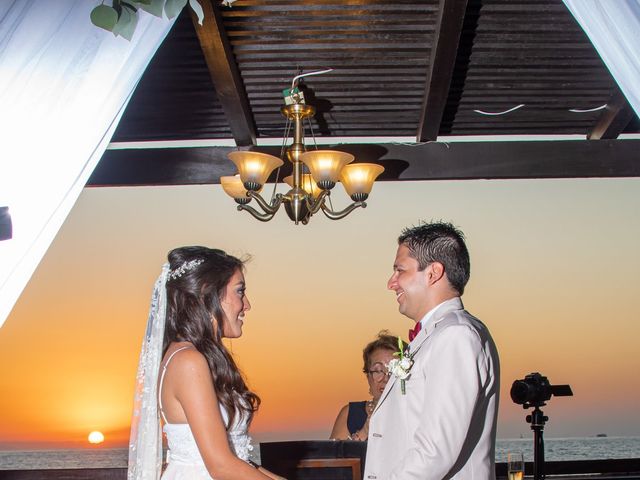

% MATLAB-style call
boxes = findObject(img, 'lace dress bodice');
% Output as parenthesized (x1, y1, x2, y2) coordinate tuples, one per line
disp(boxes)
(163, 405, 254, 466)
(159, 347, 254, 479)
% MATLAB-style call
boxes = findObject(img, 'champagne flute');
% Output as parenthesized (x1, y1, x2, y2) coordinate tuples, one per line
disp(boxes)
(508, 452, 524, 480)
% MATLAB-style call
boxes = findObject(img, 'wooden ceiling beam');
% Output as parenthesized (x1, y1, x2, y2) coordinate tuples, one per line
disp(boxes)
(587, 88, 635, 140)
(91, 140, 640, 186)
(417, 0, 469, 142)
(191, 1, 256, 146)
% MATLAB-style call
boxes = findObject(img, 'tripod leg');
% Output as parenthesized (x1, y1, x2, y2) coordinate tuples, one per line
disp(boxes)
(533, 427, 544, 480)
(531, 407, 547, 480)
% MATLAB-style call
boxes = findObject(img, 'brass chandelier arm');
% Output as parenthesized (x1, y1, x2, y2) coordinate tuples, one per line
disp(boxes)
(247, 191, 284, 214)
(305, 190, 330, 215)
(237, 204, 276, 222)
(321, 201, 367, 220)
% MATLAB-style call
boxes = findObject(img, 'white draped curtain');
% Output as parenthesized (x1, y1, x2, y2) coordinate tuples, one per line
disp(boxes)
(563, 0, 640, 117)
(0, 1, 176, 328)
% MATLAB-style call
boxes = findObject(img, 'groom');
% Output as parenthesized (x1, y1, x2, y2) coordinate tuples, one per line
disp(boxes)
(364, 222, 500, 479)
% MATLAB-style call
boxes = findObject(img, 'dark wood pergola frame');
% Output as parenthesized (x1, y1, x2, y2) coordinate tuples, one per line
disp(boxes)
(92, 0, 640, 187)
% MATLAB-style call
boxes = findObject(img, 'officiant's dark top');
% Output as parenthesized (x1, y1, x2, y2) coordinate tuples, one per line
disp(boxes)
(347, 401, 367, 436)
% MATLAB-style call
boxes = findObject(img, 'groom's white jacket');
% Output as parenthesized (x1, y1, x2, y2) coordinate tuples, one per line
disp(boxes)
(364, 297, 500, 480)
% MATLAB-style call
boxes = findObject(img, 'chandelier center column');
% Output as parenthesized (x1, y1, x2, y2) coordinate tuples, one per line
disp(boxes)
(281, 104, 316, 224)
(282, 103, 315, 187)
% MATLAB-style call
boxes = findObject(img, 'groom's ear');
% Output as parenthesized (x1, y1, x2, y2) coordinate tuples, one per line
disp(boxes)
(426, 262, 445, 285)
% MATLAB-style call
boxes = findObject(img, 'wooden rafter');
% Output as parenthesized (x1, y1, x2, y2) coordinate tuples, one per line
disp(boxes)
(191, 1, 256, 146)
(417, 0, 469, 142)
(587, 88, 635, 140)
(92, 140, 640, 186)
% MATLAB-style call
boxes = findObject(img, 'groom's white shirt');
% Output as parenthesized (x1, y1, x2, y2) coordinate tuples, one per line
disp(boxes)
(364, 297, 500, 480)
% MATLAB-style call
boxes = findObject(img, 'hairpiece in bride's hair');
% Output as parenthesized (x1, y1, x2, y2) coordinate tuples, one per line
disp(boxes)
(168, 259, 204, 280)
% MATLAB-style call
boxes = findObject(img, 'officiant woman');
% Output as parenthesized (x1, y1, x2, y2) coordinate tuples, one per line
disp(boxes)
(330, 331, 406, 441)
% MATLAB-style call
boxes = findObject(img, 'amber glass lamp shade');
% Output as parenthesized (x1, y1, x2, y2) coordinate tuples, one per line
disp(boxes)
(221, 175, 255, 204)
(339, 163, 385, 201)
(299, 150, 354, 190)
(283, 174, 322, 198)
(228, 151, 283, 191)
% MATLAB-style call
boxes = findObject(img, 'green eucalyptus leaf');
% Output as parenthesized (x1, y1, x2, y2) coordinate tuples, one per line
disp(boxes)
(128, 0, 152, 5)
(139, 0, 165, 17)
(90, 5, 119, 32)
(113, 4, 139, 41)
(188, 0, 204, 25)
(165, 0, 188, 19)
(113, 4, 132, 29)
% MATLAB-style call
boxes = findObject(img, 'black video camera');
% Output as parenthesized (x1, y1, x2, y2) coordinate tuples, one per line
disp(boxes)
(510, 372, 572, 408)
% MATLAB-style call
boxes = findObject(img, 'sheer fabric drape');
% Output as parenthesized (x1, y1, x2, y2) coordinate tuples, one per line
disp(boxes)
(563, 0, 640, 117)
(0, 0, 176, 327)
(129, 263, 170, 480)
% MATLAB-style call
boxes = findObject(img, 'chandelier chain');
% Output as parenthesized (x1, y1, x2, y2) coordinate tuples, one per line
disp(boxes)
(269, 166, 281, 203)
(306, 116, 319, 151)
(280, 118, 292, 160)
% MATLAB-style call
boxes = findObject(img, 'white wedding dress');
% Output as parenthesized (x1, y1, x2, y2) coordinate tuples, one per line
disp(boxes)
(159, 347, 254, 479)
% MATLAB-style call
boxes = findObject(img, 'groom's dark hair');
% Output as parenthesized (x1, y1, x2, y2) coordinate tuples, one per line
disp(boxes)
(399, 221, 470, 295)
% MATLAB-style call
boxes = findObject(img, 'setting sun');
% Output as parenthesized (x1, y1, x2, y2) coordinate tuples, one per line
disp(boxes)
(88, 431, 105, 444)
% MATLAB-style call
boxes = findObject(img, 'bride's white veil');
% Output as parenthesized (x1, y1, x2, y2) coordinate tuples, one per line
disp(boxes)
(128, 263, 170, 480)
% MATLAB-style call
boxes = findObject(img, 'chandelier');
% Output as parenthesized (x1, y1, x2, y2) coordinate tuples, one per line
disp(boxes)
(220, 98, 384, 225)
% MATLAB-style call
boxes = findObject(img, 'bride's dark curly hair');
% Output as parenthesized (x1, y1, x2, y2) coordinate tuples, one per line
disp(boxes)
(163, 246, 260, 429)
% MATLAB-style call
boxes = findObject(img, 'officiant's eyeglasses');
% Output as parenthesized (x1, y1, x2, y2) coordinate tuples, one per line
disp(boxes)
(366, 369, 391, 382)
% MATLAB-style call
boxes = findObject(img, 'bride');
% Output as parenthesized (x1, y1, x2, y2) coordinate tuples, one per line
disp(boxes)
(128, 246, 284, 480)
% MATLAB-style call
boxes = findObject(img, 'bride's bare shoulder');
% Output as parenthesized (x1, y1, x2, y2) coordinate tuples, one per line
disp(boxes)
(163, 342, 207, 370)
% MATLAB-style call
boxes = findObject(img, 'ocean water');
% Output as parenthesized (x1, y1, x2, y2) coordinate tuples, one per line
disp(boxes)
(495, 436, 640, 462)
(1, 437, 639, 470)
(0, 447, 129, 470)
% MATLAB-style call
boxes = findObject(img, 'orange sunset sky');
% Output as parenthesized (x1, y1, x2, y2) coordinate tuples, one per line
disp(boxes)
(0, 178, 639, 450)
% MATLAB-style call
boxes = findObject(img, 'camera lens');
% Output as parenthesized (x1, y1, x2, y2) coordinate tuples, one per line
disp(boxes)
(510, 379, 534, 404)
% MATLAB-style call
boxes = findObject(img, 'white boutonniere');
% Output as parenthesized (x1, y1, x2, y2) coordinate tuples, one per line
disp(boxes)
(387, 337, 414, 394)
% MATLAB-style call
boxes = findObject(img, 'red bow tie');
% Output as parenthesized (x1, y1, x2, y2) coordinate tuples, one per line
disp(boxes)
(408, 322, 422, 341)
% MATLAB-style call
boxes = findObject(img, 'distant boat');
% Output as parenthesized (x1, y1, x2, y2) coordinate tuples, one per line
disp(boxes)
(596, 433, 607, 437)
